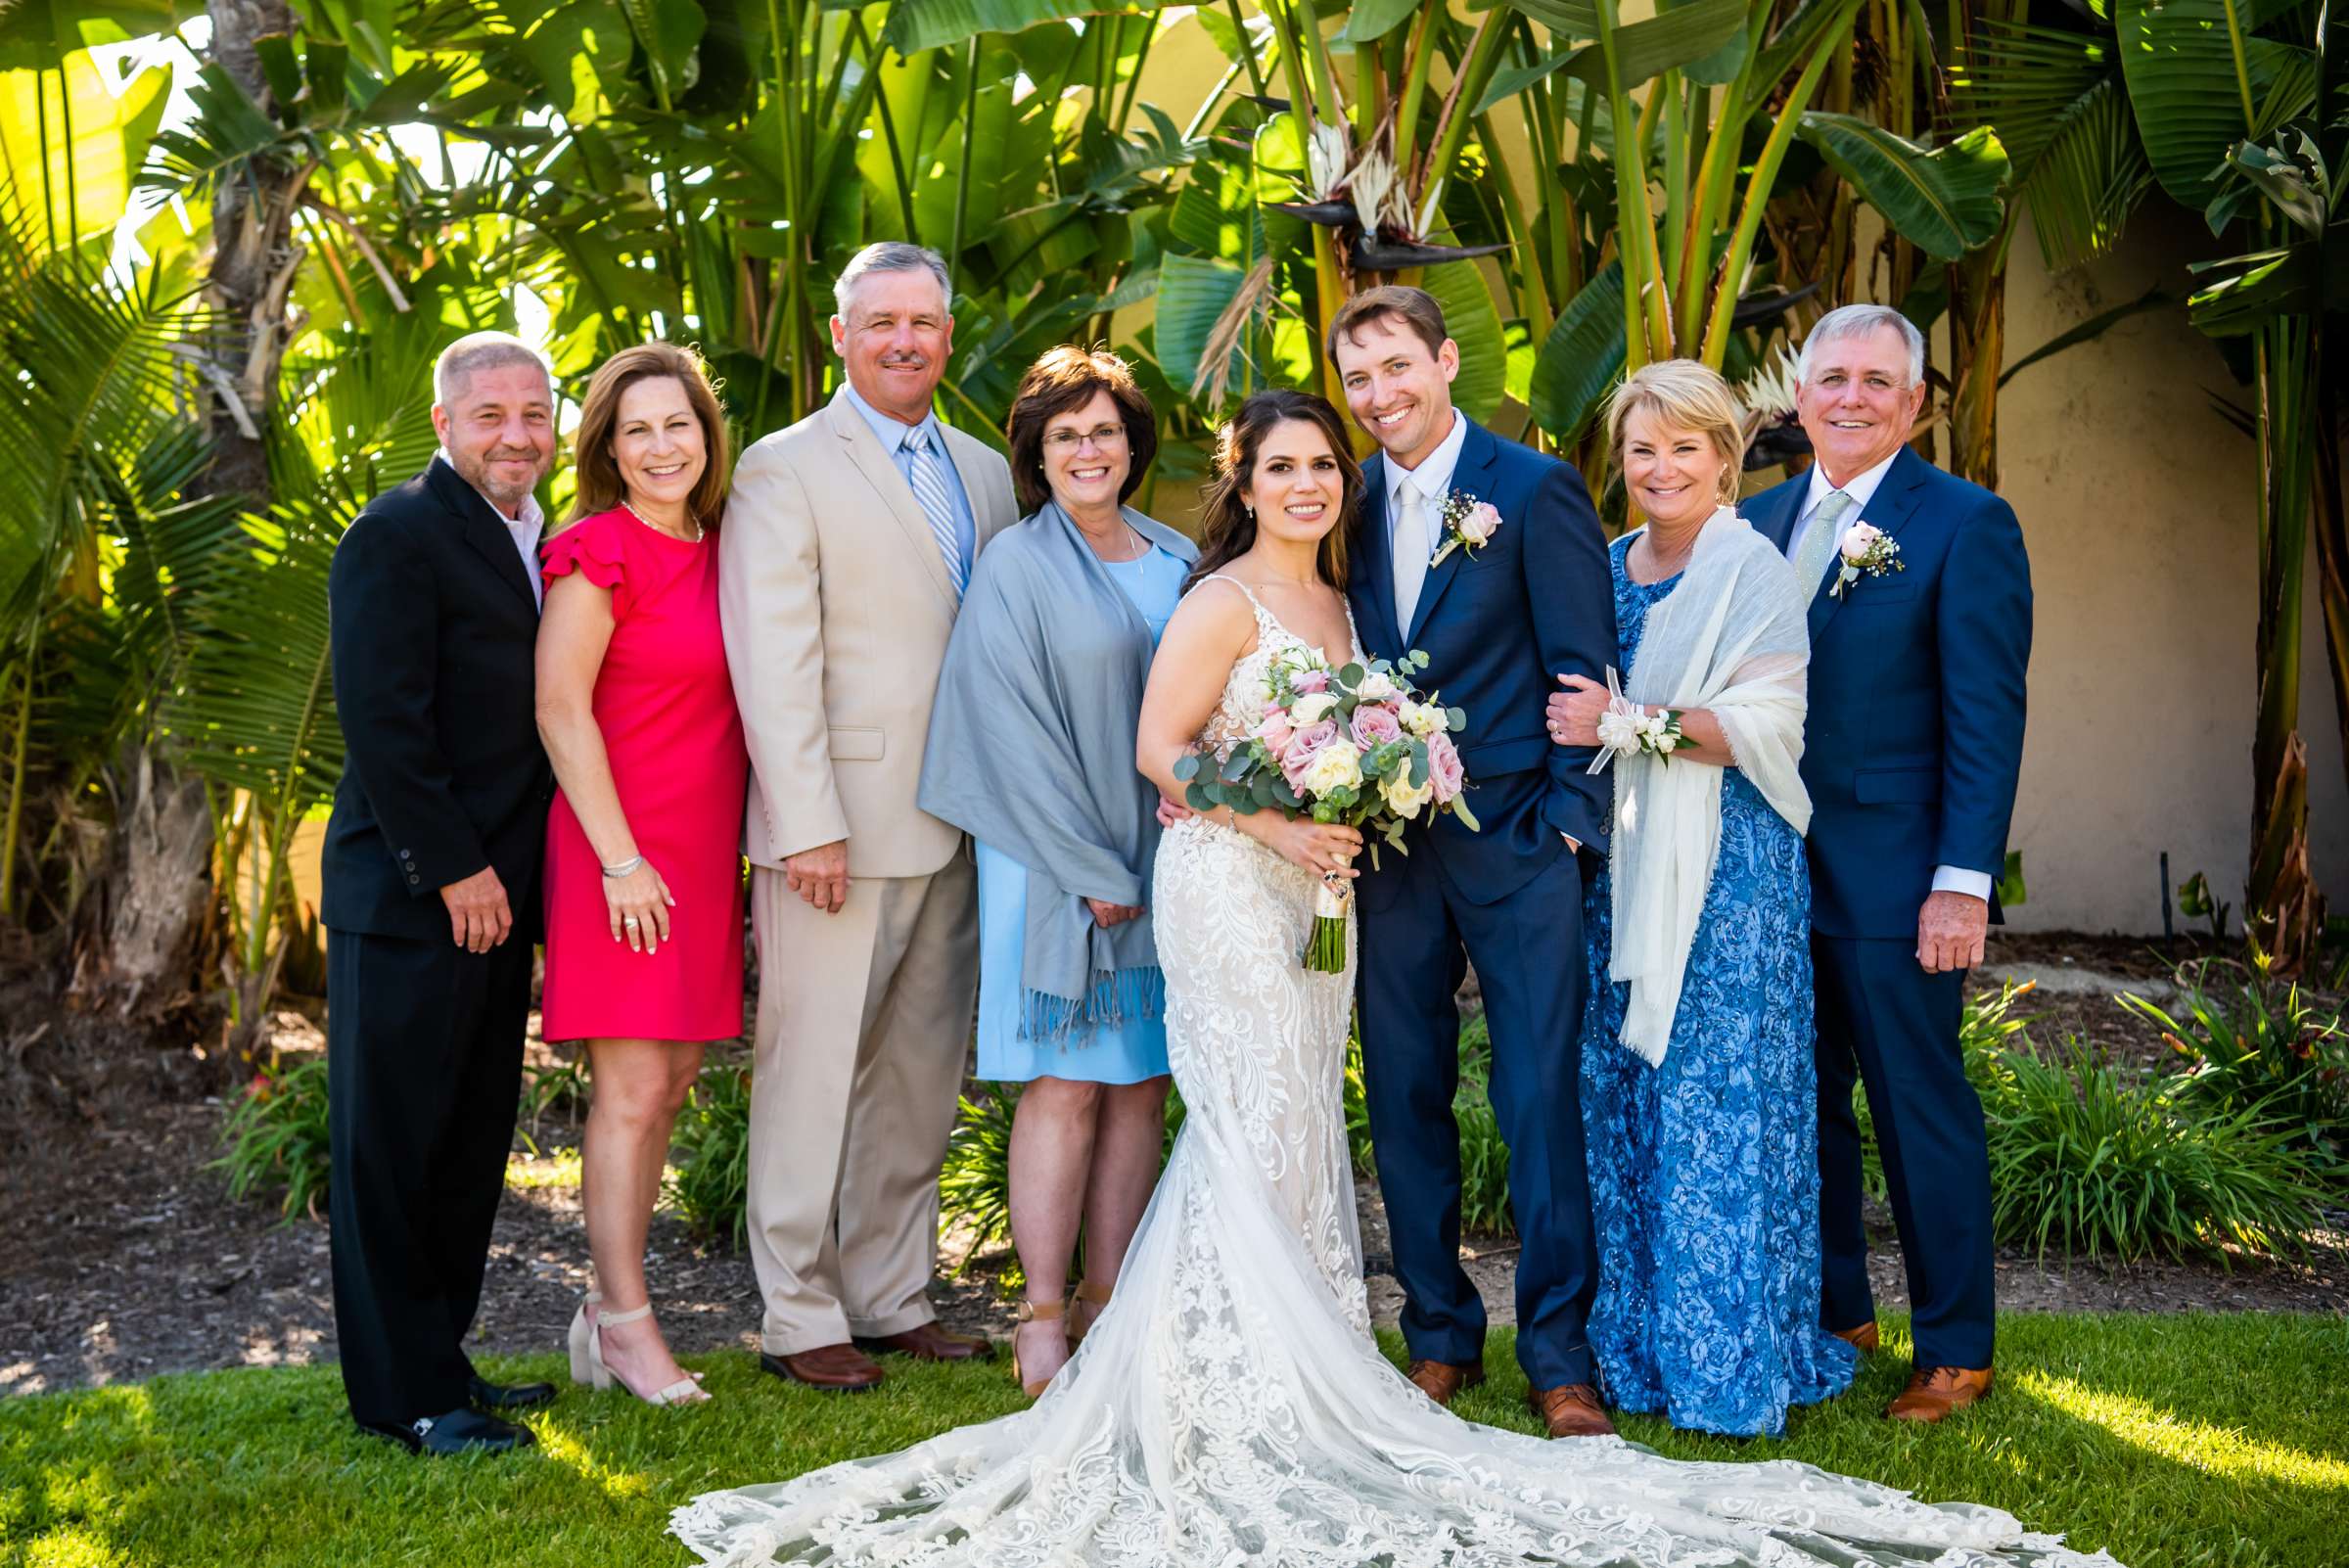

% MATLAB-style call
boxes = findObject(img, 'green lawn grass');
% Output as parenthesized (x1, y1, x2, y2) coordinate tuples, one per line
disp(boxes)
(4, 1314, 2343, 1567)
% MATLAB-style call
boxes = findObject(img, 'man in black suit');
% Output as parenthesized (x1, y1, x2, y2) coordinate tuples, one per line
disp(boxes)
(322, 332, 560, 1455)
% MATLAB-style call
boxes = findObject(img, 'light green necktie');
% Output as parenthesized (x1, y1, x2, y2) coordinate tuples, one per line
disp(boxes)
(1794, 487, 1856, 595)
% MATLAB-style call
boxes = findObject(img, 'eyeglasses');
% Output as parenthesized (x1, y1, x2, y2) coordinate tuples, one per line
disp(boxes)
(1042, 424, 1128, 453)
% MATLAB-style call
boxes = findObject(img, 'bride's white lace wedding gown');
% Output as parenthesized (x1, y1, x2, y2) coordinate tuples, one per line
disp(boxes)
(670, 579, 2119, 1568)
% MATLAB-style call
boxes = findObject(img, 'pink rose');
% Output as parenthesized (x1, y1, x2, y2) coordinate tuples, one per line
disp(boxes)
(1839, 521, 1883, 563)
(1426, 730, 1465, 804)
(1351, 702, 1404, 750)
(1280, 719, 1338, 789)
(1292, 669, 1330, 695)
(1457, 501, 1502, 546)
(1254, 708, 1296, 757)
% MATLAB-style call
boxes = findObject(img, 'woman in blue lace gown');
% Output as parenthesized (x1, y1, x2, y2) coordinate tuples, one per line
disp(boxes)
(1552, 363, 1856, 1438)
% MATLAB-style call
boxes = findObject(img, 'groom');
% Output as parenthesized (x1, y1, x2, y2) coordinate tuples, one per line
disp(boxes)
(1331, 288, 1618, 1437)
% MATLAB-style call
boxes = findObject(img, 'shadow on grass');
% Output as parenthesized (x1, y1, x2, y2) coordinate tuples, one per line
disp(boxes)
(1, 1314, 2340, 1567)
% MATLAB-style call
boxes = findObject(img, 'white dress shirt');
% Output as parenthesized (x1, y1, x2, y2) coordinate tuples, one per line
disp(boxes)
(1785, 449, 1991, 904)
(1387, 408, 1470, 611)
(437, 449, 546, 609)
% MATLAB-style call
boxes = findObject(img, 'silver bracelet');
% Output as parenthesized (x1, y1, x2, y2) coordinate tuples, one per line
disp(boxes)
(600, 854, 645, 879)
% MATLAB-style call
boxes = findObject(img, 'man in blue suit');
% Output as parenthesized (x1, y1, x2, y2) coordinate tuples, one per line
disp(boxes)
(1740, 303, 2031, 1422)
(1329, 287, 1619, 1438)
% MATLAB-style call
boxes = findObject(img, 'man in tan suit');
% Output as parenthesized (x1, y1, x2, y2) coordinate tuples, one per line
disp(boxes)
(719, 243, 1016, 1390)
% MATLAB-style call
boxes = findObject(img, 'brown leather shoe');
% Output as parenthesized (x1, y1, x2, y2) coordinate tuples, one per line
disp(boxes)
(1831, 1320, 1880, 1355)
(857, 1321, 993, 1362)
(1527, 1383, 1617, 1438)
(1886, 1365, 1993, 1422)
(760, 1344, 884, 1392)
(1405, 1359, 1486, 1407)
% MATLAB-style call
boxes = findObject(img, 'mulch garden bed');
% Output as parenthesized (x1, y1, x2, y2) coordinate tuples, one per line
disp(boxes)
(3, 932, 2341, 1399)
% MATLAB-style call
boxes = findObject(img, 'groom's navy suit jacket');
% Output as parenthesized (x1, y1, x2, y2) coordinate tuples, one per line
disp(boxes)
(1348, 417, 1616, 901)
(1740, 446, 2031, 938)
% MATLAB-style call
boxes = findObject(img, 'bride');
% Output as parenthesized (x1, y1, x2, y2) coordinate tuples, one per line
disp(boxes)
(670, 391, 2118, 1568)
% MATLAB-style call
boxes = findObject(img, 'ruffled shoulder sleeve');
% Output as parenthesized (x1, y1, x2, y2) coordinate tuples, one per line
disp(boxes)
(540, 507, 633, 619)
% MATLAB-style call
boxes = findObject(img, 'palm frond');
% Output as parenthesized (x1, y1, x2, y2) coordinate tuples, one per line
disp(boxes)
(2023, 77, 2155, 273)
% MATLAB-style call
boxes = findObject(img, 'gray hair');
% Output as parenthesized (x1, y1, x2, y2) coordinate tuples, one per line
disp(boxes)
(434, 331, 553, 406)
(1795, 303, 1925, 389)
(833, 242, 952, 318)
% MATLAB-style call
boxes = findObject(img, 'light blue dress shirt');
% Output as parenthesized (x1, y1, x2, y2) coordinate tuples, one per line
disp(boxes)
(842, 382, 977, 585)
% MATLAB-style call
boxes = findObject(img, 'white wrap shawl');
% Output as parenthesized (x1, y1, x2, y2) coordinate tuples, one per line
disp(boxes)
(1607, 508, 1812, 1065)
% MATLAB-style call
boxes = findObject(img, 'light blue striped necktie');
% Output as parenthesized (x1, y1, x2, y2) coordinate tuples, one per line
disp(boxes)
(900, 425, 967, 598)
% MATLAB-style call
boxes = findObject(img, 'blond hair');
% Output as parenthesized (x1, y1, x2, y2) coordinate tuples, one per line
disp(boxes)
(1603, 359, 1749, 507)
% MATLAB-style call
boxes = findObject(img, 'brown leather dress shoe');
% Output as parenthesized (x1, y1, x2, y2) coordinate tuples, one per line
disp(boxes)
(760, 1344, 885, 1392)
(857, 1321, 993, 1362)
(1527, 1384, 1617, 1438)
(1886, 1365, 1993, 1422)
(1831, 1320, 1880, 1355)
(1405, 1359, 1485, 1407)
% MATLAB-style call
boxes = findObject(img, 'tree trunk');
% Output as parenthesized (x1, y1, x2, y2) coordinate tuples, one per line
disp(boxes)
(1946, 246, 2006, 490)
(93, 749, 214, 1016)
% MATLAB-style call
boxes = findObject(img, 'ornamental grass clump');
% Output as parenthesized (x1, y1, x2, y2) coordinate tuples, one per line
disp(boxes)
(1983, 1041, 2333, 1264)
(2120, 947, 2348, 1159)
(214, 1054, 333, 1222)
(665, 1064, 754, 1250)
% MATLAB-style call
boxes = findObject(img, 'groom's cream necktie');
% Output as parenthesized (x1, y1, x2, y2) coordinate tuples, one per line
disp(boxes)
(1393, 483, 1432, 632)
(1792, 487, 1856, 596)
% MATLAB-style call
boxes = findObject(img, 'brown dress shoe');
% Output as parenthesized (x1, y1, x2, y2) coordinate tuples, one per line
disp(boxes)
(760, 1344, 885, 1392)
(1886, 1365, 1993, 1422)
(1527, 1384, 1618, 1439)
(857, 1321, 993, 1362)
(1831, 1320, 1880, 1355)
(1405, 1359, 1485, 1407)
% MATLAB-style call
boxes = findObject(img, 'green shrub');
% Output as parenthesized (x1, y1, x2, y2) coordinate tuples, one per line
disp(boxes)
(938, 1081, 1019, 1272)
(2120, 950, 2349, 1155)
(213, 1055, 333, 1222)
(1983, 1041, 2333, 1263)
(517, 1057, 588, 1156)
(665, 1063, 754, 1249)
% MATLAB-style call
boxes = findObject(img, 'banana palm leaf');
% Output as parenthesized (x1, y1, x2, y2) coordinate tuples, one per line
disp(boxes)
(2113, 0, 2319, 215)
(1796, 115, 2010, 260)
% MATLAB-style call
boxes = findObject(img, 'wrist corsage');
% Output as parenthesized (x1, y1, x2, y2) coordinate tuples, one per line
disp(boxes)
(1587, 667, 1692, 770)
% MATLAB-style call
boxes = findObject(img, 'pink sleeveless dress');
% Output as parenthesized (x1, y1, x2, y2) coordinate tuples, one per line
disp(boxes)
(539, 506, 747, 1042)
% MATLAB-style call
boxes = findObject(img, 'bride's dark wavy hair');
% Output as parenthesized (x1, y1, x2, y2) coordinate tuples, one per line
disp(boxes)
(1184, 390, 1361, 594)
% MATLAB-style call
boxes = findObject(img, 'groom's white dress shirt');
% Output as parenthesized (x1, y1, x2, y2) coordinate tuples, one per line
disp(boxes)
(1786, 449, 1992, 905)
(1387, 408, 1468, 631)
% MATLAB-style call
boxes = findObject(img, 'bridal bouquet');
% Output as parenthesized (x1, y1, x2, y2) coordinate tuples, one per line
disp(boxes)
(1174, 646, 1478, 971)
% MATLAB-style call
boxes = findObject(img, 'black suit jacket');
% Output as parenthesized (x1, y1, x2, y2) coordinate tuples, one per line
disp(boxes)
(321, 457, 554, 943)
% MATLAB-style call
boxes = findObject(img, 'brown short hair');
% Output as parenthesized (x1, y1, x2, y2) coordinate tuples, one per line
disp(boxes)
(566, 343, 731, 535)
(1185, 389, 1361, 593)
(1324, 285, 1450, 366)
(1004, 346, 1159, 514)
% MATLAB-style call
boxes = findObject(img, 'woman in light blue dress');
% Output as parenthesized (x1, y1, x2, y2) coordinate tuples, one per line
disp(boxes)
(1549, 361, 1856, 1437)
(918, 347, 1195, 1400)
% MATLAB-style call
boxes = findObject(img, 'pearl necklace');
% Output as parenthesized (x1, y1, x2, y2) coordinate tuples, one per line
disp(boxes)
(622, 497, 703, 543)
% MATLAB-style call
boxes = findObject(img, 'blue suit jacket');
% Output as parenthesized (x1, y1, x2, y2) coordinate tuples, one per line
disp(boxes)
(1348, 417, 1617, 907)
(1740, 446, 2032, 939)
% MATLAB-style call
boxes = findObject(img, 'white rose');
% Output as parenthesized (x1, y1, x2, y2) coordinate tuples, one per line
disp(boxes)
(1354, 670, 1400, 703)
(1400, 699, 1445, 737)
(1382, 769, 1433, 818)
(1457, 501, 1502, 545)
(1299, 741, 1364, 796)
(1595, 708, 1643, 754)
(1839, 521, 1882, 563)
(1289, 691, 1339, 725)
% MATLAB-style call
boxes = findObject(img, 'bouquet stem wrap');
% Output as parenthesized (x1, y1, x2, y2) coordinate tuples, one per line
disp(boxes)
(1304, 872, 1351, 973)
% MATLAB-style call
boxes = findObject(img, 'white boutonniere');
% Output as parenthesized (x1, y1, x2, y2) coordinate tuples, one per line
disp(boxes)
(1828, 521, 1905, 598)
(1426, 491, 1502, 569)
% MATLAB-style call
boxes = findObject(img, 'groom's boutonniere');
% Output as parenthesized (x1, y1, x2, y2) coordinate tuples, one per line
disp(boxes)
(1427, 491, 1502, 569)
(1827, 521, 1904, 598)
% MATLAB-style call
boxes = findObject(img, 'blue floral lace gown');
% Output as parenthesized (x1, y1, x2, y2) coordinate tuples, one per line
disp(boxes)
(1579, 532, 1858, 1437)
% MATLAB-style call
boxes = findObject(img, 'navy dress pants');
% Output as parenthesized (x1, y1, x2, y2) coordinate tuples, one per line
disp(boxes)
(1358, 849, 1598, 1388)
(1812, 934, 1997, 1369)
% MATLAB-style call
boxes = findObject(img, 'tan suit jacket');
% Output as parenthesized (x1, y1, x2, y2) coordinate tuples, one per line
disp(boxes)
(719, 387, 1016, 879)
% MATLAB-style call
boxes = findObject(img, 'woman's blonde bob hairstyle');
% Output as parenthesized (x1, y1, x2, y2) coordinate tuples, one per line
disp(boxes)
(566, 342, 732, 533)
(1602, 358, 1750, 509)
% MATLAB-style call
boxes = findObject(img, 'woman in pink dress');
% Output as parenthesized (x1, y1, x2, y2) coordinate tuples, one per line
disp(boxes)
(535, 343, 747, 1407)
